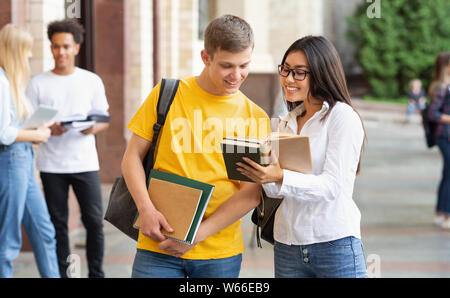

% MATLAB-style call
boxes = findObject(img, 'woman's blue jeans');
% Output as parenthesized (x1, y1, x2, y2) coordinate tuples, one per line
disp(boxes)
(274, 236, 367, 278)
(436, 138, 450, 215)
(0, 143, 60, 277)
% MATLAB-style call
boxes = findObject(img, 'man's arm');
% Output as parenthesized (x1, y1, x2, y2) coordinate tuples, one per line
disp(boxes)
(81, 122, 109, 135)
(196, 182, 261, 243)
(121, 133, 173, 242)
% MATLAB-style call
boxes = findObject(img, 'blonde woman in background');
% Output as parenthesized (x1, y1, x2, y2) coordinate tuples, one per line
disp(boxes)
(0, 24, 59, 277)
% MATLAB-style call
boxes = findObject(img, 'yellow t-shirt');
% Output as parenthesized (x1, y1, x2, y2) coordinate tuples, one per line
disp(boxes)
(127, 77, 271, 259)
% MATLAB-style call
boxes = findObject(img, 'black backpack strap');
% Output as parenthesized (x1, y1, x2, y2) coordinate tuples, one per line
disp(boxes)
(155, 79, 180, 128)
(143, 78, 180, 178)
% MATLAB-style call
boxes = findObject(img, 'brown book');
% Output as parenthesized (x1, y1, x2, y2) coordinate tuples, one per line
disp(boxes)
(269, 132, 313, 174)
(134, 169, 214, 244)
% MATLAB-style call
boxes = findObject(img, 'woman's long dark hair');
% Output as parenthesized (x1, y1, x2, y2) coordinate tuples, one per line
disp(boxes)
(281, 35, 365, 173)
(428, 52, 450, 97)
(282, 36, 353, 115)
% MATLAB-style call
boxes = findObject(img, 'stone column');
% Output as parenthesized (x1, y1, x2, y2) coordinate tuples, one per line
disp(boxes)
(215, 0, 277, 116)
(125, 0, 153, 141)
(0, 0, 26, 28)
(216, 0, 274, 73)
(26, 0, 65, 76)
(160, 0, 202, 78)
(94, 0, 127, 183)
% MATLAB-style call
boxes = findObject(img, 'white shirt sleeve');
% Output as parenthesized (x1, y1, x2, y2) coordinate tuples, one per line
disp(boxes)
(0, 79, 19, 145)
(26, 78, 39, 110)
(90, 75, 109, 114)
(264, 106, 364, 203)
(262, 182, 284, 198)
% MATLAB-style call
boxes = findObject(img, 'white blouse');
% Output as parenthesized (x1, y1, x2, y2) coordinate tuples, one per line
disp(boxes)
(0, 67, 20, 145)
(263, 101, 365, 245)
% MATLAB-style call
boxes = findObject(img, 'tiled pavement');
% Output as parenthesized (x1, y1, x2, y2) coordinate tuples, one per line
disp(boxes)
(12, 99, 450, 278)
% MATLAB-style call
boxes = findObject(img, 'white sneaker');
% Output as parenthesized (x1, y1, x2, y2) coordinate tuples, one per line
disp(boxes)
(434, 215, 445, 227)
(441, 219, 450, 229)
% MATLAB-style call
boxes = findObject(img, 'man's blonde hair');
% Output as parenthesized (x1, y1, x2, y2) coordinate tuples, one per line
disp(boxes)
(0, 24, 33, 120)
(204, 15, 254, 59)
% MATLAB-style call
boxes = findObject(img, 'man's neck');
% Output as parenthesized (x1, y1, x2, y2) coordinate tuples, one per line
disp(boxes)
(195, 70, 216, 95)
(195, 69, 235, 97)
(52, 65, 76, 76)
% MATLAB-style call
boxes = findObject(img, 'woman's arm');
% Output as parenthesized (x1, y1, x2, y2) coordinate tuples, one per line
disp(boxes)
(1, 81, 51, 145)
(14, 125, 51, 143)
(238, 106, 365, 203)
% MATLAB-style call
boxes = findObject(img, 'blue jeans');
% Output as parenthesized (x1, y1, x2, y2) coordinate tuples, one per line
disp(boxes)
(0, 143, 59, 277)
(131, 249, 242, 278)
(436, 138, 450, 215)
(406, 101, 425, 120)
(274, 237, 367, 278)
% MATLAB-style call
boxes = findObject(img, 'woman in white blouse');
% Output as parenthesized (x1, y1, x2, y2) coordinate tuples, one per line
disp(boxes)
(237, 36, 367, 278)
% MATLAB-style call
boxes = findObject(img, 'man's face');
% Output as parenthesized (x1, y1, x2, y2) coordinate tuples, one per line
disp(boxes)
(50, 32, 80, 71)
(202, 47, 252, 96)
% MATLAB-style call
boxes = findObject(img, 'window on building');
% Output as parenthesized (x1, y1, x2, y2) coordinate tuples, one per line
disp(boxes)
(198, 0, 209, 40)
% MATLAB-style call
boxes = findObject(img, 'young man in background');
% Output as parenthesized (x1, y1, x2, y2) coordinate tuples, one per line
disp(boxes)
(27, 19, 109, 278)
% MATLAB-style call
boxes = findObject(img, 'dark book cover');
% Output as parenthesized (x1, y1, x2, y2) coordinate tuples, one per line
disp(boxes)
(221, 138, 271, 183)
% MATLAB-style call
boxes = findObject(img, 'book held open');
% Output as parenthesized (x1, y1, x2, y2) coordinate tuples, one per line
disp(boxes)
(221, 132, 313, 182)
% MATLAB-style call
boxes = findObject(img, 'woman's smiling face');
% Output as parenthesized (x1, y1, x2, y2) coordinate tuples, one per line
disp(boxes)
(280, 50, 311, 103)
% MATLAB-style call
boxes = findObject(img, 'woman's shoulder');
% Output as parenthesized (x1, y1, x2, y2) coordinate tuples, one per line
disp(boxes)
(330, 101, 357, 116)
(431, 83, 449, 97)
(329, 101, 362, 127)
(0, 68, 9, 89)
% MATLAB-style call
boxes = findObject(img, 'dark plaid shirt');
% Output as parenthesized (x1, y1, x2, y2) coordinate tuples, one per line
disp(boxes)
(428, 84, 450, 140)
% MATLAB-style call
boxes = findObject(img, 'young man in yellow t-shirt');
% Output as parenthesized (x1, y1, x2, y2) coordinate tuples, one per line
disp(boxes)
(122, 15, 270, 278)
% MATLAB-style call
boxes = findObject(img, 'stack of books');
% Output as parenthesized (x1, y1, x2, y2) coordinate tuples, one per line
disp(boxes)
(60, 110, 110, 130)
(134, 169, 214, 244)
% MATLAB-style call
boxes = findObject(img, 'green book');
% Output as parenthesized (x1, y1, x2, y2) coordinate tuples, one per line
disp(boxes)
(220, 136, 272, 183)
(134, 169, 214, 244)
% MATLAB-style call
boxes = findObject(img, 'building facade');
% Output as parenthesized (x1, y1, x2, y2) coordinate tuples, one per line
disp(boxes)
(1, 0, 362, 183)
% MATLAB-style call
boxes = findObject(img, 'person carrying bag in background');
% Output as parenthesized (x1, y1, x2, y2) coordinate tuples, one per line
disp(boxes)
(428, 52, 450, 229)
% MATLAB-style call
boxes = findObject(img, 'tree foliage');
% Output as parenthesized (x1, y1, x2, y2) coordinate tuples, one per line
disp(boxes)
(347, 0, 450, 98)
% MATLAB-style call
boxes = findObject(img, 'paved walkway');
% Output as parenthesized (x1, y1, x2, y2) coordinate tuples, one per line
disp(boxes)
(354, 101, 450, 277)
(12, 99, 450, 278)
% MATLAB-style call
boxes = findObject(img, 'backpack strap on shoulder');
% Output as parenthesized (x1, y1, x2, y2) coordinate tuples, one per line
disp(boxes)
(143, 78, 180, 177)
(154, 78, 180, 133)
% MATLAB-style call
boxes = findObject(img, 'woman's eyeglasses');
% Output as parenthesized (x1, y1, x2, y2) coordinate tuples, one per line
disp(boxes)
(278, 65, 311, 81)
